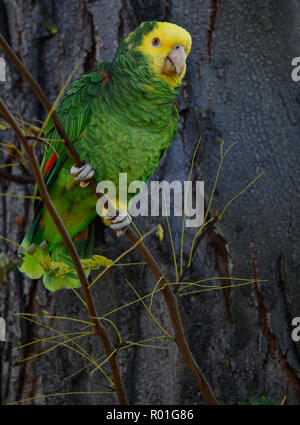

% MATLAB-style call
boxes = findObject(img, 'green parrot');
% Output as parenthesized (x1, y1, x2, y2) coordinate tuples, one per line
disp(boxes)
(18, 21, 192, 291)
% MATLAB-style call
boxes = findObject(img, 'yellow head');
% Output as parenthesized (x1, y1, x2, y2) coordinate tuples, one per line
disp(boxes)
(125, 21, 192, 88)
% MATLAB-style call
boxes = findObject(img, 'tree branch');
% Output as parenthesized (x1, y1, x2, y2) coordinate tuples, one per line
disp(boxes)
(0, 97, 129, 406)
(180, 214, 219, 282)
(126, 229, 218, 404)
(0, 170, 35, 184)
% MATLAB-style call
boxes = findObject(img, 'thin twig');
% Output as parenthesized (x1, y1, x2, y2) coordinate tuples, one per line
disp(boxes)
(0, 36, 82, 166)
(0, 33, 218, 404)
(0, 98, 128, 406)
(0, 170, 35, 184)
(180, 214, 219, 282)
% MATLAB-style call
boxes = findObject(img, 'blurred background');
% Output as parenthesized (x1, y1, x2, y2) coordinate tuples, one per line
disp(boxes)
(0, 0, 300, 405)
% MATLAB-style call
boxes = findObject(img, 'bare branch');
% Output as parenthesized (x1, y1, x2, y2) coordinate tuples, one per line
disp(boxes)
(0, 97, 128, 406)
(0, 170, 35, 184)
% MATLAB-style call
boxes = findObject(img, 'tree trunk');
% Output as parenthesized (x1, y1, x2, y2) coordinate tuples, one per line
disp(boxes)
(0, 0, 300, 405)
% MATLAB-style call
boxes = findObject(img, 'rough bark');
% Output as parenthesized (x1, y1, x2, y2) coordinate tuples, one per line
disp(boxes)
(0, 0, 300, 405)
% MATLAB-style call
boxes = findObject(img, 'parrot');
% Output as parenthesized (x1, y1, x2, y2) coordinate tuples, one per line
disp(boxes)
(18, 21, 192, 291)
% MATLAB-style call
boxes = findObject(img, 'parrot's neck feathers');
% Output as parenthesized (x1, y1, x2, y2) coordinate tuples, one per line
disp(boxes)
(112, 52, 181, 101)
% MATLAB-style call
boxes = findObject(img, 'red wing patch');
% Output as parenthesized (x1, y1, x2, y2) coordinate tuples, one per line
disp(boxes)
(43, 152, 59, 175)
(75, 227, 88, 241)
(98, 71, 109, 83)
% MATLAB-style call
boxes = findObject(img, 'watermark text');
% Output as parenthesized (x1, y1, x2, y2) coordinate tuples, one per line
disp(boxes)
(0, 57, 5, 82)
(96, 174, 204, 228)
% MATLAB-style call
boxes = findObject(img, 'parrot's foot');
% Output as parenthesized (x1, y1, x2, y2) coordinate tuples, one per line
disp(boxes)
(105, 210, 132, 237)
(70, 163, 95, 188)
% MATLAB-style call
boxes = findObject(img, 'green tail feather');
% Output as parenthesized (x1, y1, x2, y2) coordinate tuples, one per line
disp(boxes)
(18, 209, 47, 279)
(18, 219, 95, 292)
(42, 221, 95, 291)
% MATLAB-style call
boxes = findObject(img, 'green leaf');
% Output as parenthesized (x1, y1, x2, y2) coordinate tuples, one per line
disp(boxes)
(81, 254, 112, 270)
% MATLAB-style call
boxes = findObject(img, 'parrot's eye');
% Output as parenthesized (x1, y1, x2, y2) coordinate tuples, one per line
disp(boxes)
(151, 37, 161, 47)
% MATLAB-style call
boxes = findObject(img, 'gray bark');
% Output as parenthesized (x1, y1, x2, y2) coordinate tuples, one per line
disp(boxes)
(0, 0, 300, 405)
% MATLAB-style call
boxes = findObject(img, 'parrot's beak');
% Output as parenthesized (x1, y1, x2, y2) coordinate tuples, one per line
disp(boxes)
(163, 44, 186, 76)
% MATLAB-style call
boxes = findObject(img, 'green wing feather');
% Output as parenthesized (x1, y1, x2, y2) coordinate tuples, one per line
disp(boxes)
(34, 62, 112, 213)
(20, 63, 112, 289)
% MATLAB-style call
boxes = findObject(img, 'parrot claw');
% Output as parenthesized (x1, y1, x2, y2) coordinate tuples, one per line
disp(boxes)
(70, 163, 95, 187)
(104, 210, 132, 237)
